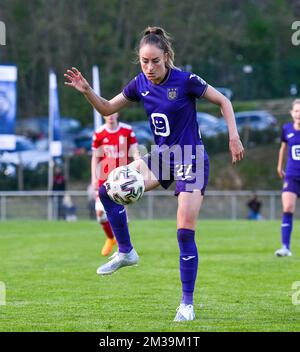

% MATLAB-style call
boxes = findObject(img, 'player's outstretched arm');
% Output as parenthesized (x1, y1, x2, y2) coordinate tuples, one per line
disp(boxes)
(64, 67, 130, 116)
(203, 85, 244, 164)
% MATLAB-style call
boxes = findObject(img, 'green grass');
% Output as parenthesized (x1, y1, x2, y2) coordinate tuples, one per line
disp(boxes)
(0, 220, 300, 332)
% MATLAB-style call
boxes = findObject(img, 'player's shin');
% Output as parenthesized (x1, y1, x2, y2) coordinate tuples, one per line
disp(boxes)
(281, 212, 293, 249)
(99, 184, 133, 253)
(177, 229, 198, 305)
(97, 212, 114, 239)
(101, 221, 114, 239)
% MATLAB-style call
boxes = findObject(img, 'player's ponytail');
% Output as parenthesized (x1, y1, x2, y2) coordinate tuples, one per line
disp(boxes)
(143, 27, 164, 37)
(137, 26, 176, 69)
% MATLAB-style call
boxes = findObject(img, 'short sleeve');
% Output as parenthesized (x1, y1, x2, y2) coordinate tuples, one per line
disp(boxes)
(92, 132, 100, 150)
(186, 73, 208, 98)
(128, 130, 138, 146)
(122, 78, 140, 102)
(281, 125, 287, 143)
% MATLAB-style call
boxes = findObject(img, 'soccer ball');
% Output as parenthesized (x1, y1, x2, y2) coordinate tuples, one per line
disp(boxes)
(105, 166, 145, 205)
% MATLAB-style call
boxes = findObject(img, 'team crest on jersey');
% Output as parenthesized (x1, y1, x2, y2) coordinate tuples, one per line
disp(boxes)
(167, 88, 178, 100)
(103, 138, 109, 143)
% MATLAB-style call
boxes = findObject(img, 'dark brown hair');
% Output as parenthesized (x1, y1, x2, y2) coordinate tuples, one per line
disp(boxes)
(137, 26, 175, 68)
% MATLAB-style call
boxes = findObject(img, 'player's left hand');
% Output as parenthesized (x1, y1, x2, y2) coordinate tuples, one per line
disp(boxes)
(229, 137, 244, 164)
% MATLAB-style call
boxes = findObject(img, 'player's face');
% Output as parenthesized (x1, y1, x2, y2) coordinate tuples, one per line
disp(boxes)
(139, 44, 168, 84)
(291, 103, 300, 125)
(104, 113, 119, 126)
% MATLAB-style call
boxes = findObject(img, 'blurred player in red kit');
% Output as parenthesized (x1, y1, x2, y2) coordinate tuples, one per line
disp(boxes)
(91, 112, 140, 256)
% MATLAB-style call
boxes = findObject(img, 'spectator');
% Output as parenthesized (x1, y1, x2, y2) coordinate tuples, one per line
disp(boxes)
(52, 166, 66, 219)
(247, 194, 262, 220)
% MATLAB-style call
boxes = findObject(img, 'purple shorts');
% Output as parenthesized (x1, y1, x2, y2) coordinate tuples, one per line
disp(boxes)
(282, 177, 300, 197)
(142, 145, 210, 196)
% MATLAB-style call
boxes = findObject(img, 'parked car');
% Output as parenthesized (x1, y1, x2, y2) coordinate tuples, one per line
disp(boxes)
(16, 116, 82, 155)
(217, 110, 279, 147)
(197, 112, 226, 138)
(0, 135, 36, 153)
(35, 137, 77, 157)
(0, 135, 50, 169)
(233, 111, 278, 132)
(16, 116, 82, 140)
(73, 127, 94, 153)
(130, 120, 152, 133)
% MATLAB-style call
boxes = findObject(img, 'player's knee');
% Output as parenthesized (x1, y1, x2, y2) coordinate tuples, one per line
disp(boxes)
(97, 211, 107, 224)
(178, 210, 197, 229)
(283, 205, 295, 213)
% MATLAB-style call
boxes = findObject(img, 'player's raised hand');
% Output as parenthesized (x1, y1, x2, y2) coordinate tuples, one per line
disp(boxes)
(64, 67, 90, 93)
(229, 137, 244, 164)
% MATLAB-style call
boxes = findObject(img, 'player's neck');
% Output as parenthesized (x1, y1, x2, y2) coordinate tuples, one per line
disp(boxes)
(293, 122, 300, 130)
(106, 122, 119, 131)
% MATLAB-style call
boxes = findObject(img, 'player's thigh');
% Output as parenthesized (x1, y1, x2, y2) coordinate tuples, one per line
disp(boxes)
(282, 192, 297, 212)
(129, 159, 160, 191)
(177, 191, 204, 230)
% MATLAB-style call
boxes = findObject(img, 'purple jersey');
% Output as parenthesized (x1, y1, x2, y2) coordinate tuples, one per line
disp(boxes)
(123, 68, 208, 148)
(123, 68, 209, 194)
(281, 122, 300, 178)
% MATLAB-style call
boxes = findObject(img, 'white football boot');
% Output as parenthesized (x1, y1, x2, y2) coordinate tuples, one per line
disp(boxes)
(274, 247, 292, 257)
(97, 248, 139, 275)
(173, 304, 195, 322)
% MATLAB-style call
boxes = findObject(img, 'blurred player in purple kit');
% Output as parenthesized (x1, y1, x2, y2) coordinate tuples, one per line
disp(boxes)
(276, 99, 300, 257)
(64, 26, 244, 321)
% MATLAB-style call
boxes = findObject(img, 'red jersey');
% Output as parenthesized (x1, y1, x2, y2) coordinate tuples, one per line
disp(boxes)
(92, 122, 138, 187)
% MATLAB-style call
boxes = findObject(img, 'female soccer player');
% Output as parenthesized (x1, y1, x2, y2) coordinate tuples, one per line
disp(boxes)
(64, 26, 244, 321)
(275, 99, 300, 257)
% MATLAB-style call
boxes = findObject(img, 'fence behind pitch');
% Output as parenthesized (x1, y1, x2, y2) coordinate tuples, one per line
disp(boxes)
(0, 190, 291, 220)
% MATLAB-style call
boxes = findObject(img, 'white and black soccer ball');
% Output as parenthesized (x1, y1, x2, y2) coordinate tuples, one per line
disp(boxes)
(105, 166, 145, 205)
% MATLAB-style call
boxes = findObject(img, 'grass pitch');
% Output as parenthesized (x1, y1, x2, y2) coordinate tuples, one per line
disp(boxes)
(0, 220, 299, 332)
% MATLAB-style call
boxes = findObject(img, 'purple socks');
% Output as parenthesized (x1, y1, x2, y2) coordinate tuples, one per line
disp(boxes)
(99, 185, 133, 253)
(177, 228, 198, 305)
(99, 185, 199, 305)
(281, 212, 293, 249)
